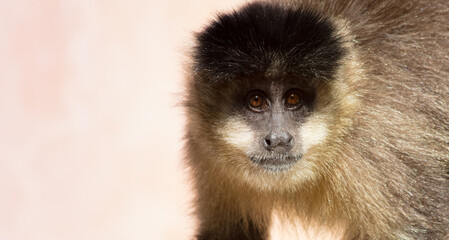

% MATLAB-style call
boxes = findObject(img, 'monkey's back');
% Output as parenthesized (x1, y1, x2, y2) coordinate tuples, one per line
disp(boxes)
(301, 0, 449, 237)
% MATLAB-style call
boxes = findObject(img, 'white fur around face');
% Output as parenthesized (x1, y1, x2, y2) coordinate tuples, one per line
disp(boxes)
(299, 116, 329, 153)
(218, 115, 328, 156)
(217, 116, 255, 154)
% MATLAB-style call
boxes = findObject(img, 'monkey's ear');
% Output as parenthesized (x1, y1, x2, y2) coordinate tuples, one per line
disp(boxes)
(193, 2, 346, 85)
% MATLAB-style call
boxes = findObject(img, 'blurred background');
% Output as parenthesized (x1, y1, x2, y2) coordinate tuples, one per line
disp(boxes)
(0, 0, 333, 239)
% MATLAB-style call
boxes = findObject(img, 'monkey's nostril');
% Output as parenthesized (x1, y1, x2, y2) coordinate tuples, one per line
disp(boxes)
(262, 135, 274, 150)
(265, 138, 272, 147)
(287, 137, 293, 145)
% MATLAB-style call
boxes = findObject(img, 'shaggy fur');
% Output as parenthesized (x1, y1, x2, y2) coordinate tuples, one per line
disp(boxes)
(194, 2, 345, 83)
(184, 0, 449, 239)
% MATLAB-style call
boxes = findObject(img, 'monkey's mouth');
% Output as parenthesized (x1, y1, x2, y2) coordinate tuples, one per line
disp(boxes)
(250, 153, 301, 171)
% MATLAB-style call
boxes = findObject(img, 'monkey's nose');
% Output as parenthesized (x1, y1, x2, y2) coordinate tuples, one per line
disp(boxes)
(263, 131, 293, 152)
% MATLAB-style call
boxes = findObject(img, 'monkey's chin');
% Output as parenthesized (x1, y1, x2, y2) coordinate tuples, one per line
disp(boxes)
(249, 153, 302, 172)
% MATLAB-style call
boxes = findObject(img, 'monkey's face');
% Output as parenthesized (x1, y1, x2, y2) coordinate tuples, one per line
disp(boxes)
(189, 2, 358, 190)
(206, 77, 334, 190)
(218, 77, 316, 172)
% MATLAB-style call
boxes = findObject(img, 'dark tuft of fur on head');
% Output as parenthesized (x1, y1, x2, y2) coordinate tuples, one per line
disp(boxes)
(193, 2, 346, 85)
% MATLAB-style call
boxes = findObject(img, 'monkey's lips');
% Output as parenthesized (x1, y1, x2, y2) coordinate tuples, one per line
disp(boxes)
(250, 153, 302, 171)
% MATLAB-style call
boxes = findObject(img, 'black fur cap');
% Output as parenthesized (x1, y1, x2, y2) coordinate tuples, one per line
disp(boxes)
(194, 2, 346, 85)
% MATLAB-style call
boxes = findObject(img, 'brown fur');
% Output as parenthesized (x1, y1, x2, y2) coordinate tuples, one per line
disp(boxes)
(184, 0, 449, 239)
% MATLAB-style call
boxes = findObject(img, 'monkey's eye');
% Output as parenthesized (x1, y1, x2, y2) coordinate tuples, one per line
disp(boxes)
(284, 89, 302, 110)
(247, 91, 269, 112)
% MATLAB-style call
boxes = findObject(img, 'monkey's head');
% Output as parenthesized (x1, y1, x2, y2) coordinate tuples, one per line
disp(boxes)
(187, 2, 361, 192)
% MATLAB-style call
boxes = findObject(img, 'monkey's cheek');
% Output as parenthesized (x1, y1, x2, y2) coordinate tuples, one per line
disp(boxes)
(299, 117, 329, 154)
(216, 116, 257, 154)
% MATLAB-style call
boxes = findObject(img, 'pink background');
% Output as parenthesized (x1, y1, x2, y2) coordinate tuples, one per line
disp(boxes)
(0, 1, 333, 239)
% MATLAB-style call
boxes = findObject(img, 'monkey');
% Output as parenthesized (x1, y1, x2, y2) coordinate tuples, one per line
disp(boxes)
(183, 0, 449, 239)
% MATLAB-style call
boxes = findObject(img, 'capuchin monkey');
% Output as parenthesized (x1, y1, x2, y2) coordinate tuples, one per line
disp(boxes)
(184, 0, 449, 239)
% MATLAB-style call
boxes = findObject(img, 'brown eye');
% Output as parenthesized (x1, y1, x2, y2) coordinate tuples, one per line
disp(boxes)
(285, 90, 302, 110)
(247, 91, 268, 112)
